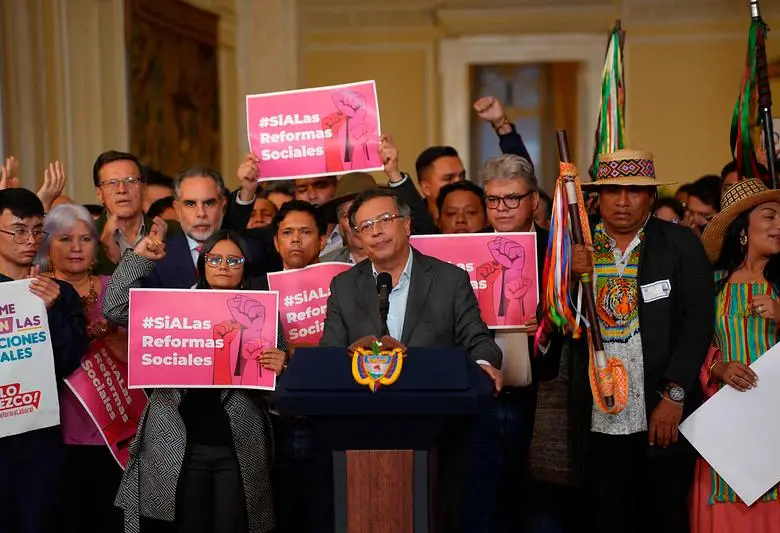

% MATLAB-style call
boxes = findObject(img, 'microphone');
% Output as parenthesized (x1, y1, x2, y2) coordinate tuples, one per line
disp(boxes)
(376, 272, 392, 337)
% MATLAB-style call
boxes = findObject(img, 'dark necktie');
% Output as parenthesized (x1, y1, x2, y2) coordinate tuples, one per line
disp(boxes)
(194, 245, 202, 276)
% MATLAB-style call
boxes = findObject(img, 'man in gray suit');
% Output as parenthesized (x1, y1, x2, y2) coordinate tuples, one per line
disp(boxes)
(320, 188, 502, 531)
(320, 188, 502, 385)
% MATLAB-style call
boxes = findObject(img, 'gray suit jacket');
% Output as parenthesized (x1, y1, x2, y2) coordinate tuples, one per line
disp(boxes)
(320, 248, 502, 367)
(320, 246, 352, 264)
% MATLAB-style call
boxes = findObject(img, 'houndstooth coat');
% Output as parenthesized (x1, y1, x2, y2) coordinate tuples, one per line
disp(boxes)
(114, 388, 275, 533)
(104, 252, 279, 532)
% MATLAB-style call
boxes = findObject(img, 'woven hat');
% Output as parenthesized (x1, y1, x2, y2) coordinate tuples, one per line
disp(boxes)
(701, 178, 780, 263)
(321, 171, 377, 222)
(584, 149, 677, 187)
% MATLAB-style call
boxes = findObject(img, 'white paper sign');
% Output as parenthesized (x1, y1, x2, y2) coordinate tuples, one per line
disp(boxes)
(0, 279, 60, 438)
(680, 344, 780, 506)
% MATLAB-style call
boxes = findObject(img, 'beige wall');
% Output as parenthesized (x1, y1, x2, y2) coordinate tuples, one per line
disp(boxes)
(2, 0, 779, 202)
(0, 0, 298, 203)
(303, 4, 780, 189)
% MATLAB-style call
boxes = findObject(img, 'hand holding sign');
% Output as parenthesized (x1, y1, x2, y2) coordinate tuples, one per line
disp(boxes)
(259, 348, 286, 375)
(28, 266, 61, 309)
(237, 153, 261, 202)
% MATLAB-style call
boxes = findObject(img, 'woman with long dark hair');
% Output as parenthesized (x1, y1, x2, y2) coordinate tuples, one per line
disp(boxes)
(695, 179, 780, 532)
(108, 228, 285, 533)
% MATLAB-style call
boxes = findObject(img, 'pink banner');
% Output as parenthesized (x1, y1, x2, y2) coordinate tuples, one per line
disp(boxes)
(64, 340, 148, 468)
(410, 233, 539, 329)
(267, 262, 352, 348)
(128, 289, 279, 390)
(246, 80, 383, 181)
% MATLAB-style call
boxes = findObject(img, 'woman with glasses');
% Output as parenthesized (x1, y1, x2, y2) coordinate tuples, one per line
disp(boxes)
(37, 203, 127, 532)
(110, 230, 284, 533)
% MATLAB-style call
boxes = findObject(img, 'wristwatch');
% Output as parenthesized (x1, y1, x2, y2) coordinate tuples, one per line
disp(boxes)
(664, 383, 686, 403)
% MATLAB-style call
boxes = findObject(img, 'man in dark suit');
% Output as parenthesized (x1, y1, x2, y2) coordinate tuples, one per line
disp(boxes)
(0, 188, 87, 532)
(456, 153, 561, 532)
(320, 188, 502, 371)
(320, 188, 502, 532)
(570, 149, 713, 533)
(102, 167, 274, 310)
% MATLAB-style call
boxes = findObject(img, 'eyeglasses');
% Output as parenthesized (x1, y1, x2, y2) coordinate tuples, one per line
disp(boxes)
(485, 192, 533, 210)
(0, 228, 48, 244)
(204, 254, 245, 269)
(354, 213, 404, 235)
(99, 177, 145, 191)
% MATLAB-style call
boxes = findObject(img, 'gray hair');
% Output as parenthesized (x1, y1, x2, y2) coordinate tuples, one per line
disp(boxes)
(173, 167, 226, 199)
(479, 154, 538, 192)
(38, 203, 99, 264)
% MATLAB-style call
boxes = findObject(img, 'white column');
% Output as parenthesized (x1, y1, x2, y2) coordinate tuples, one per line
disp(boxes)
(0, 0, 127, 201)
(234, 0, 300, 159)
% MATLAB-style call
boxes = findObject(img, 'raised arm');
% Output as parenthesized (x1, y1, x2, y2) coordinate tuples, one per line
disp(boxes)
(103, 219, 167, 326)
(380, 135, 440, 235)
(473, 96, 534, 166)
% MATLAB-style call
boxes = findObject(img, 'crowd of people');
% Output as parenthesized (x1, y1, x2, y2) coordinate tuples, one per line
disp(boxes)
(0, 93, 777, 533)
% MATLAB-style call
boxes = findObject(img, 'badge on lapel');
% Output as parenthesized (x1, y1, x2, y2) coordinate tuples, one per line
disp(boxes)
(350, 337, 406, 393)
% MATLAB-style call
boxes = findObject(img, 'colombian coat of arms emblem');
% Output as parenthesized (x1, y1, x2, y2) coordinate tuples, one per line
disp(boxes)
(350, 338, 406, 393)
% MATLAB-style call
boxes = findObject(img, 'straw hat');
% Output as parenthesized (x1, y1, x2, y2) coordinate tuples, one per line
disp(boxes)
(584, 149, 677, 187)
(701, 178, 780, 263)
(320, 171, 377, 222)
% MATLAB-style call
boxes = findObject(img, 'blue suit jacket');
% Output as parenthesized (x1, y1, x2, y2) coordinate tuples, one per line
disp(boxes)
(141, 231, 277, 289)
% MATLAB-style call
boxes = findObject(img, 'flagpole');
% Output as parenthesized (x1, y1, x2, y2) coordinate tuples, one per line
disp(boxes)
(751, 0, 777, 189)
(557, 130, 614, 410)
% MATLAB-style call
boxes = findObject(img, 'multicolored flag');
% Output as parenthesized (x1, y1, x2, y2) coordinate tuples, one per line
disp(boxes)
(537, 22, 630, 415)
(589, 21, 626, 181)
(730, 13, 774, 186)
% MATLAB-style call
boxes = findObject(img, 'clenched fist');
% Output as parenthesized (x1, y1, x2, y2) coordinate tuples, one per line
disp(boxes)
(227, 295, 266, 333)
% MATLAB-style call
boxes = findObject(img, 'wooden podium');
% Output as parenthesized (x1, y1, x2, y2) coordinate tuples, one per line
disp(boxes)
(274, 347, 489, 533)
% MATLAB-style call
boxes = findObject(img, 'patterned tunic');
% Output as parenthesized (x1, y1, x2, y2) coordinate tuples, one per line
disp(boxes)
(710, 272, 779, 504)
(590, 222, 648, 435)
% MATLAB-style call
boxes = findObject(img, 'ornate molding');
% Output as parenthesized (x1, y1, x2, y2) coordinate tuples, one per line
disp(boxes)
(301, 6, 436, 30)
(622, 0, 780, 22)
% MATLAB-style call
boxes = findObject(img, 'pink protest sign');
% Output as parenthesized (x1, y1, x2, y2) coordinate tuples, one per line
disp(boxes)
(128, 289, 279, 390)
(246, 80, 383, 181)
(267, 262, 352, 348)
(410, 233, 539, 329)
(64, 340, 148, 468)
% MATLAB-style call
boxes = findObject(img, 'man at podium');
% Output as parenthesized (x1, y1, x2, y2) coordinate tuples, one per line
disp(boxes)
(320, 188, 502, 381)
(320, 188, 503, 532)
